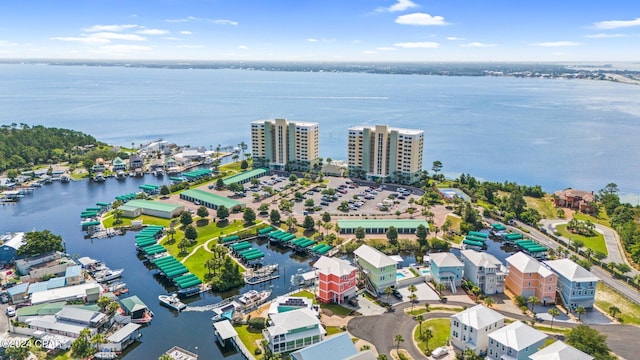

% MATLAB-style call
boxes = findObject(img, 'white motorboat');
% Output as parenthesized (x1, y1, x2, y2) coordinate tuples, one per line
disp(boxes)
(235, 289, 271, 312)
(94, 268, 124, 283)
(159, 293, 187, 312)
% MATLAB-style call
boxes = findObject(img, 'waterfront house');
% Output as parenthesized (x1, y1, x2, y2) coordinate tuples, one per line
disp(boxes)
(92, 158, 106, 173)
(528, 340, 593, 360)
(450, 304, 505, 356)
(430, 252, 464, 291)
(291, 332, 376, 360)
(552, 189, 595, 214)
(268, 296, 319, 317)
(313, 256, 358, 304)
(0, 232, 25, 265)
(505, 252, 557, 305)
(487, 321, 547, 360)
(111, 157, 127, 172)
(460, 250, 507, 295)
(263, 307, 326, 354)
(30, 282, 102, 305)
(100, 323, 143, 352)
(7, 282, 29, 304)
(353, 245, 397, 295)
(129, 154, 144, 171)
(64, 265, 84, 286)
(543, 259, 598, 311)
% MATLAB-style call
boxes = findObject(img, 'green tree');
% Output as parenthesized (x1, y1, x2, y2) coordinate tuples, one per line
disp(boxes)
(484, 297, 495, 308)
(71, 328, 96, 359)
(215, 177, 225, 190)
(566, 325, 616, 360)
(304, 198, 315, 209)
(338, 201, 349, 211)
(180, 211, 193, 227)
(197, 206, 209, 219)
(355, 227, 366, 241)
(17, 230, 64, 256)
(302, 215, 316, 231)
(609, 305, 620, 318)
(527, 296, 540, 316)
(97, 295, 112, 312)
(415, 314, 424, 335)
(386, 226, 398, 244)
(394, 334, 404, 353)
(184, 225, 198, 242)
(243, 208, 256, 225)
(423, 328, 434, 353)
(216, 205, 229, 222)
(160, 185, 170, 196)
(548, 308, 560, 330)
(416, 224, 428, 246)
(384, 286, 394, 303)
(240, 159, 248, 170)
(270, 209, 281, 224)
(322, 211, 331, 223)
(159, 354, 173, 360)
(575, 306, 586, 322)
(4, 345, 29, 360)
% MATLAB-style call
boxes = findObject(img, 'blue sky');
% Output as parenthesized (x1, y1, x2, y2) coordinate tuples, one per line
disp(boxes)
(1, 0, 639, 62)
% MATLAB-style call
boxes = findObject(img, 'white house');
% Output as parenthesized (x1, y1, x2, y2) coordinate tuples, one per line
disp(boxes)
(528, 340, 593, 360)
(450, 304, 505, 356)
(263, 308, 326, 354)
(460, 250, 507, 295)
(487, 321, 547, 360)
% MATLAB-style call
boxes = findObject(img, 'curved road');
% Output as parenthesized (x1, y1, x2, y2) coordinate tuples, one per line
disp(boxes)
(348, 300, 640, 360)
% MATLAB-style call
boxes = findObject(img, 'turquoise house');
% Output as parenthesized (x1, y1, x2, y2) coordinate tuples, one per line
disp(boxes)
(544, 259, 598, 311)
(430, 252, 464, 291)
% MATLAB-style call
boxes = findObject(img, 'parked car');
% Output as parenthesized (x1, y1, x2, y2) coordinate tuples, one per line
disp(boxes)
(393, 289, 402, 300)
(6, 306, 16, 317)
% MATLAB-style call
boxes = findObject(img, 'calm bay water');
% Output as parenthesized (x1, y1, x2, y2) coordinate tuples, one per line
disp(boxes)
(0, 178, 314, 359)
(1, 64, 640, 199)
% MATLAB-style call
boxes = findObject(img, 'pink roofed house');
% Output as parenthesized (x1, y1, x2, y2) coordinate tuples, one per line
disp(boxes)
(314, 256, 358, 304)
(505, 252, 557, 305)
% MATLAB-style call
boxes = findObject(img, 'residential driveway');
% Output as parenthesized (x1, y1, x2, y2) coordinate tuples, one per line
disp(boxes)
(531, 304, 574, 324)
(397, 283, 440, 302)
(348, 293, 388, 316)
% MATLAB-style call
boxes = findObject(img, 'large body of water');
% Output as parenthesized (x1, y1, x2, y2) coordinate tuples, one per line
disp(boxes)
(1, 64, 640, 199)
(1, 177, 317, 359)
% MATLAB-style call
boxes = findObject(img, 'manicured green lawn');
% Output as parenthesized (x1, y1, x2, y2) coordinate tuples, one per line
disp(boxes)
(182, 247, 213, 280)
(444, 215, 463, 244)
(413, 318, 450, 354)
(325, 326, 345, 336)
(525, 196, 558, 220)
(595, 282, 640, 326)
(321, 303, 352, 316)
(573, 211, 611, 227)
(162, 219, 246, 260)
(234, 324, 263, 355)
(555, 224, 607, 255)
(290, 290, 317, 303)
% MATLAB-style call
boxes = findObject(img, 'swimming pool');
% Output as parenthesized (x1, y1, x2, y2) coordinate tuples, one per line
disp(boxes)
(396, 272, 406, 279)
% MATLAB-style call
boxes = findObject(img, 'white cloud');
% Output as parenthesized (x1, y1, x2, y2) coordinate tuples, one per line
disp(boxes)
(50, 36, 110, 44)
(166, 16, 198, 23)
(137, 29, 169, 35)
(446, 36, 465, 41)
(531, 41, 581, 47)
(307, 38, 318, 43)
(461, 42, 497, 47)
(394, 41, 439, 48)
(362, 50, 377, 54)
(396, 13, 447, 26)
(585, 33, 626, 38)
(83, 24, 138, 32)
(162, 37, 181, 41)
(382, 0, 419, 12)
(212, 19, 238, 26)
(180, 31, 192, 35)
(593, 18, 640, 29)
(0, 40, 18, 46)
(91, 32, 146, 41)
(376, 47, 396, 51)
(176, 45, 205, 49)
(238, 45, 249, 50)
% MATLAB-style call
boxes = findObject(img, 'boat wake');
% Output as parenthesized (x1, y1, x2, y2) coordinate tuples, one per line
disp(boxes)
(182, 305, 216, 312)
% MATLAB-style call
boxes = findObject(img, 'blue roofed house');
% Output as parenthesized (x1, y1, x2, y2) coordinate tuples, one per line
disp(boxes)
(0, 232, 25, 265)
(291, 332, 376, 360)
(543, 259, 599, 312)
(65, 266, 84, 286)
(7, 282, 29, 304)
(430, 252, 464, 292)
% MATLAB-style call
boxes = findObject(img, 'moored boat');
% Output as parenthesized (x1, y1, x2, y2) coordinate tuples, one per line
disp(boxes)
(235, 289, 271, 312)
(94, 268, 124, 283)
(159, 293, 187, 312)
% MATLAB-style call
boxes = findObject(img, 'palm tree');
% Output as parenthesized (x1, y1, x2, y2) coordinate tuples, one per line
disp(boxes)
(424, 303, 430, 313)
(484, 297, 495, 308)
(205, 258, 216, 276)
(435, 283, 446, 296)
(409, 293, 418, 312)
(423, 328, 434, 353)
(527, 296, 540, 316)
(394, 334, 404, 353)
(384, 286, 394, 303)
(609, 305, 621, 318)
(166, 226, 176, 244)
(575, 306, 586, 322)
(416, 314, 424, 335)
(548, 308, 560, 330)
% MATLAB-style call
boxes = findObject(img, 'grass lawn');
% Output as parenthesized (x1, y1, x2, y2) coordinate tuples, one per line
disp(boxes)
(406, 306, 464, 316)
(102, 212, 172, 228)
(525, 196, 557, 220)
(413, 318, 450, 354)
(321, 303, 352, 316)
(290, 290, 317, 303)
(325, 326, 345, 336)
(234, 324, 263, 355)
(595, 282, 640, 326)
(555, 224, 607, 255)
(220, 161, 243, 172)
(573, 211, 611, 227)
(162, 219, 246, 260)
(182, 246, 213, 280)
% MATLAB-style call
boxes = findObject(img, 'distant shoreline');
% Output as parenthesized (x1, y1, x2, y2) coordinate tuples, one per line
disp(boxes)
(1, 59, 639, 85)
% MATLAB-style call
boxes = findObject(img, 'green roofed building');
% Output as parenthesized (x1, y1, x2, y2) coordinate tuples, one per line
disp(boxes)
(337, 219, 429, 235)
(118, 199, 184, 219)
(180, 189, 245, 210)
(222, 168, 269, 185)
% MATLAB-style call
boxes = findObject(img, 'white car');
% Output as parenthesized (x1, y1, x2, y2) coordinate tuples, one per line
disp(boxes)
(6, 306, 16, 317)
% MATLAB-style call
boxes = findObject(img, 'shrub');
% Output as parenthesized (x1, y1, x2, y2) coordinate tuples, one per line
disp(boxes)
(248, 317, 266, 330)
(254, 348, 262, 355)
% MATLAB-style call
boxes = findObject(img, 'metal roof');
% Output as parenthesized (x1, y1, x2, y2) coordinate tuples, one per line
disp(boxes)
(180, 189, 244, 208)
(213, 320, 237, 340)
(337, 219, 429, 229)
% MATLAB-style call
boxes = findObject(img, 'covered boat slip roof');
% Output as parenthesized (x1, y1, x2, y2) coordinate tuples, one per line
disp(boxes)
(182, 168, 213, 179)
(222, 235, 240, 242)
(463, 239, 484, 247)
(213, 320, 238, 340)
(222, 168, 268, 185)
(465, 235, 487, 243)
(492, 223, 507, 231)
(467, 231, 488, 238)
(174, 273, 202, 288)
(337, 219, 429, 229)
(142, 244, 167, 255)
(258, 226, 274, 234)
(230, 242, 252, 251)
